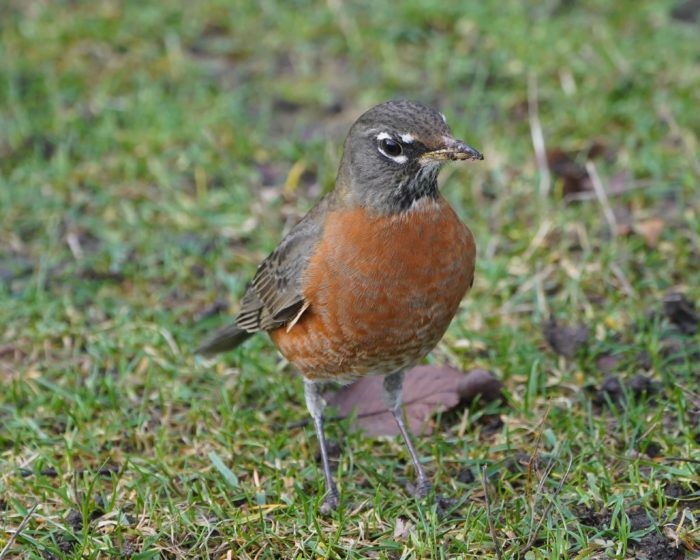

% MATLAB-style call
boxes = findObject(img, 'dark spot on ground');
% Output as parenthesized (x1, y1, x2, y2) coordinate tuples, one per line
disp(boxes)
(628, 373, 658, 397)
(546, 141, 616, 199)
(594, 375, 624, 406)
(636, 351, 653, 370)
(660, 336, 700, 367)
(543, 317, 589, 358)
(78, 267, 126, 282)
(456, 467, 475, 484)
(593, 373, 659, 407)
(41, 532, 77, 559)
(574, 503, 611, 528)
(435, 495, 461, 521)
(272, 97, 304, 113)
(595, 353, 622, 374)
(575, 505, 686, 559)
(627, 507, 652, 531)
(662, 292, 699, 335)
(66, 509, 83, 531)
(671, 0, 700, 22)
(634, 532, 685, 559)
(546, 148, 590, 197)
(641, 440, 662, 458)
(479, 414, 504, 436)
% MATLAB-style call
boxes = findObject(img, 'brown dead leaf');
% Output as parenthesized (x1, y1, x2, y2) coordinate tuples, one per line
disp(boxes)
(547, 141, 617, 198)
(546, 148, 590, 196)
(325, 366, 502, 437)
(543, 317, 589, 358)
(634, 217, 665, 248)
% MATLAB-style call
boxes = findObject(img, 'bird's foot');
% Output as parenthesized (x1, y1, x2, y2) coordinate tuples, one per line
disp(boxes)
(408, 477, 432, 499)
(318, 490, 339, 515)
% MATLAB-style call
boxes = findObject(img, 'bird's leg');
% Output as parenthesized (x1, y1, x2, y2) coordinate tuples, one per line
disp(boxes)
(383, 370, 432, 497)
(303, 379, 339, 512)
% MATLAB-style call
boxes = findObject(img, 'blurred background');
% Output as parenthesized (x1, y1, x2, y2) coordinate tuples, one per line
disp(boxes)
(1, 1, 699, 558)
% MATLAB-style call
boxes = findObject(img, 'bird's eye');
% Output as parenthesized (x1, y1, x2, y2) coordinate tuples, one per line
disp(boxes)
(379, 138, 403, 158)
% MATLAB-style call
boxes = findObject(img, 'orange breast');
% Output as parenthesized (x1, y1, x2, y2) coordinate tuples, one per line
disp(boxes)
(270, 197, 476, 381)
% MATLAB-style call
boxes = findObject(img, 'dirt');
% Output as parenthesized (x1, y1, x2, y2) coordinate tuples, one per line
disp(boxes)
(575, 504, 686, 559)
(662, 292, 699, 335)
(542, 317, 589, 358)
(456, 467, 475, 485)
(592, 373, 659, 407)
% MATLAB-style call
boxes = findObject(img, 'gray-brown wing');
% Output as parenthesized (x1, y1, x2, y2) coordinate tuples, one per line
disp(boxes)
(235, 203, 325, 332)
(198, 195, 331, 355)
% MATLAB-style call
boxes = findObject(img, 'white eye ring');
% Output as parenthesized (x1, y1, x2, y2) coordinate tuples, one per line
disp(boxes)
(376, 132, 407, 164)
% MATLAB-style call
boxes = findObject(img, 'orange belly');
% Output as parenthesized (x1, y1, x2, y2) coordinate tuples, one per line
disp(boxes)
(270, 197, 476, 381)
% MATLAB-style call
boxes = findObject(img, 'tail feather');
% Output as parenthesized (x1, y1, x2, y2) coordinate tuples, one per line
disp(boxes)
(196, 324, 254, 356)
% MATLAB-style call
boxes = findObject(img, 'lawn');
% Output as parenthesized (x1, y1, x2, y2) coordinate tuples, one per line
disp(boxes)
(1, 0, 699, 558)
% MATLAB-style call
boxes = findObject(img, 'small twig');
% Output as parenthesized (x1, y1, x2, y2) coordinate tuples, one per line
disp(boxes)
(0, 504, 38, 559)
(528, 73, 551, 197)
(519, 457, 573, 558)
(585, 161, 617, 234)
(481, 466, 503, 560)
(65, 232, 84, 260)
(662, 456, 700, 465)
(610, 262, 635, 298)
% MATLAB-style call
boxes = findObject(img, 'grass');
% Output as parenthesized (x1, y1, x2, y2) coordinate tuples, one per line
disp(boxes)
(1, 0, 699, 558)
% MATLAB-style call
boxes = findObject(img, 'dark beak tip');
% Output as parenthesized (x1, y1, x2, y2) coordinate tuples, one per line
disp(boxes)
(453, 140, 483, 161)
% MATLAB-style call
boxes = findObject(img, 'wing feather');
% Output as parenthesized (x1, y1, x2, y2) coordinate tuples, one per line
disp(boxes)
(197, 194, 332, 354)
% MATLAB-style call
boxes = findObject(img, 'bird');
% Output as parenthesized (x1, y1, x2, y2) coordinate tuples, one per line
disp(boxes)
(197, 100, 483, 512)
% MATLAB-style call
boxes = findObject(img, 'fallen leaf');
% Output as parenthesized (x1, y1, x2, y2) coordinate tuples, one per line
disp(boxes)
(633, 217, 665, 248)
(542, 317, 589, 358)
(326, 366, 502, 437)
(662, 292, 699, 335)
(547, 141, 617, 198)
(546, 148, 590, 196)
(393, 517, 412, 540)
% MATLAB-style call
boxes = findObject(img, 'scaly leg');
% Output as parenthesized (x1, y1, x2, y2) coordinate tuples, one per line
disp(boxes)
(383, 370, 432, 497)
(304, 379, 339, 512)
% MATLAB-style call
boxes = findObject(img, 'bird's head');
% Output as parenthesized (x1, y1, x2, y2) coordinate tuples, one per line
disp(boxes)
(337, 100, 483, 213)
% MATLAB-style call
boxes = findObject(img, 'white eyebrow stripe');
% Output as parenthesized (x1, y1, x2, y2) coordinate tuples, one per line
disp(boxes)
(400, 133, 414, 143)
(376, 131, 408, 164)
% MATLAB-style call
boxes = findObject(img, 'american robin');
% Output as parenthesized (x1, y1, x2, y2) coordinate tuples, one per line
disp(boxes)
(198, 100, 483, 511)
